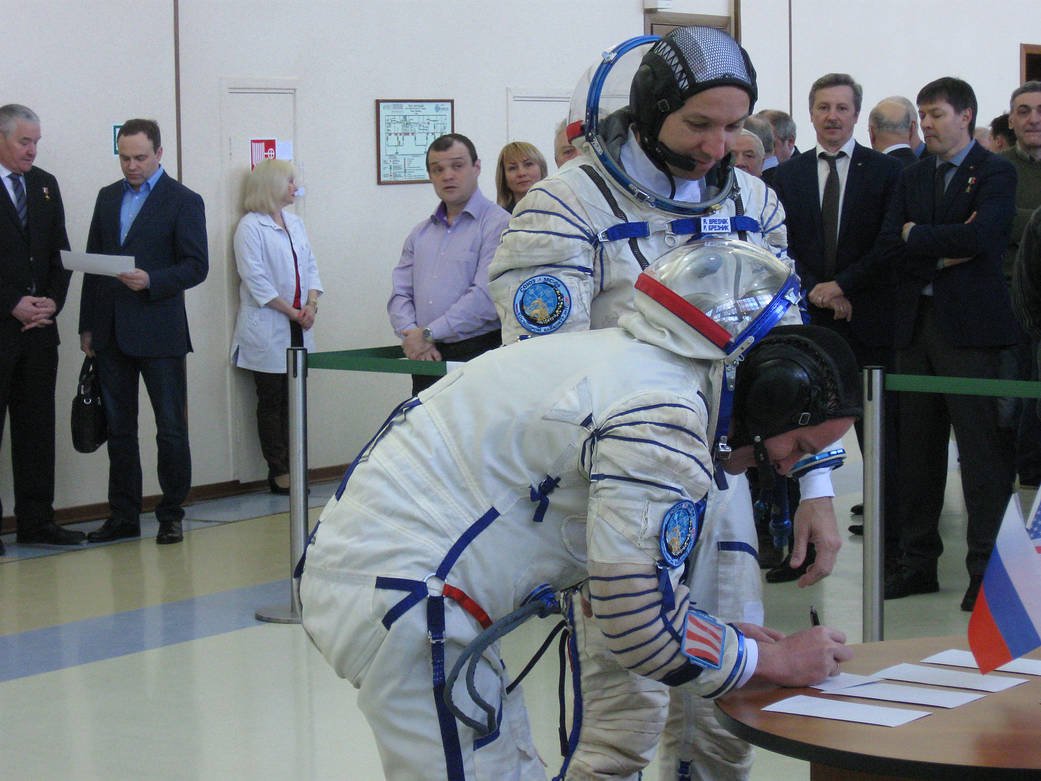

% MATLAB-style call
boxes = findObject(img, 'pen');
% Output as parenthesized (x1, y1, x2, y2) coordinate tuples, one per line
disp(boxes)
(810, 606, 821, 626)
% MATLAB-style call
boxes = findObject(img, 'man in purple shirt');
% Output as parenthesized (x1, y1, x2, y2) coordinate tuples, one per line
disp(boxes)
(388, 133, 510, 395)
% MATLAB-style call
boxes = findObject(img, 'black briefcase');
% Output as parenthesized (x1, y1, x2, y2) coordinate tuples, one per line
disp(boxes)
(71, 356, 107, 453)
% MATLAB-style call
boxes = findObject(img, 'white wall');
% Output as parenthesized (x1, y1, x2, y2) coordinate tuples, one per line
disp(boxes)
(2, 0, 1038, 516)
(743, 0, 1031, 151)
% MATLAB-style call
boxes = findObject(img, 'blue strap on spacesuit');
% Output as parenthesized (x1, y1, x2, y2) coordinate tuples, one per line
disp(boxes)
(551, 593, 585, 781)
(595, 214, 760, 244)
(428, 593, 467, 781)
(766, 479, 792, 549)
(368, 506, 504, 777)
(530, 475, 561, 523)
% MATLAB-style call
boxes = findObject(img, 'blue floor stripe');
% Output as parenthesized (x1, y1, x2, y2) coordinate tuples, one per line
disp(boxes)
(0, 579, 291, 683)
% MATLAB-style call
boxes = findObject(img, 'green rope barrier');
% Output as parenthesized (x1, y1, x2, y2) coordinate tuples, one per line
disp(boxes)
(306, 348, 1041, 396)
(885, 373, 1041, 399)
(307, 346, 446, 376)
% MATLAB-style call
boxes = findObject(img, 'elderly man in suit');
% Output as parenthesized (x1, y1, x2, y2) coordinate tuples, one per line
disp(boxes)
(880, 77, 1019, 611)
(772, 74, 903, 542)
(869, 97, 921, 168)
(80, 119, 208, 545)
(0, 104, 79, 552)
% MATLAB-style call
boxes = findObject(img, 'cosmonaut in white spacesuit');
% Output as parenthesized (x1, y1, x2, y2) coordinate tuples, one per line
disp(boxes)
(299, 238, 858, 781)
(487, 26, 846, 780)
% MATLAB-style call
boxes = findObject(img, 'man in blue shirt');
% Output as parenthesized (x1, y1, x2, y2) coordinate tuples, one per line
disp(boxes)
(80, 119, 208, 545)
(387, 133, 509, 395)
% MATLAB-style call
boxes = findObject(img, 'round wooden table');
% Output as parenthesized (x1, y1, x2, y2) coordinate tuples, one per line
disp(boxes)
(716, 636, 1041, 780)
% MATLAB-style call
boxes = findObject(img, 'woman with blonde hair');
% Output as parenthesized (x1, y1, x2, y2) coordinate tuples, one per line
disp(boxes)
(494, 141, 547, 213)
(230, 159, 323, 494)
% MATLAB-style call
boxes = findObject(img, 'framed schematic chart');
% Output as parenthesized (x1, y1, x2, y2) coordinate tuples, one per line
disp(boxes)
(376, 99, 454, 184)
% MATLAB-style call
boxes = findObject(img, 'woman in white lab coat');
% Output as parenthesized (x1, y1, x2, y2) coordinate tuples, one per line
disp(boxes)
(230, 159, 322, 494)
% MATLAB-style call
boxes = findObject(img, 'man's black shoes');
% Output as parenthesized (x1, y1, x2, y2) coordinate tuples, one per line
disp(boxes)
(884, 567, 939, 599)
(156, 520, 183, 545)
(87, 519, 141, 543)
(17, 522, 86, 545)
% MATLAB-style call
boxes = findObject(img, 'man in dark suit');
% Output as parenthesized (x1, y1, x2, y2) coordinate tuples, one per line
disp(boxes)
(80, 119, 208, 545)
(869, 97, 920, 168)
(879, 77, 1019, 611)
(773, 73, 903, 544)
(0, 104, 80, 551)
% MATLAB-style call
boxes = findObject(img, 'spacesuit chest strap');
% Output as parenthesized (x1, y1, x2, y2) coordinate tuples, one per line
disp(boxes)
(666, 214, 759, 238)
(580, 164, 652, 269)
(595, 214, 761, 246)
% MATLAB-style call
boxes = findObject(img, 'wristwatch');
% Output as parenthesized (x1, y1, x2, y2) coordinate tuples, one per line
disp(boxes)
(422, 327, 434, 343)
(307, 298, 318, 314)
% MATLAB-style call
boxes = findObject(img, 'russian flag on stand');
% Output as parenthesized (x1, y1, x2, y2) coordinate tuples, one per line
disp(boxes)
(968, 495, 1041, 673)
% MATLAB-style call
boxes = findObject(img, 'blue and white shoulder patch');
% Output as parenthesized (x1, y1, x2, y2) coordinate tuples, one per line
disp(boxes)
(659, 499, 702, 567)
(514, 274, 571, 334)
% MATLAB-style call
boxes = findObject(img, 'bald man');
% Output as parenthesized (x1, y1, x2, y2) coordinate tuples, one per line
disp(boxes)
(868, 97, 918, 168)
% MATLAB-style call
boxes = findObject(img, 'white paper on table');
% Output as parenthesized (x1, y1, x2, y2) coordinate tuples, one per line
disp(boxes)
(874, 662, 1026, 692)
(762, 694, 931, 727)
(61, 250, 134, 277)
(823, 681, 983, 708)
(811, 672, 877, 691)
(922, 648, 1041, 676)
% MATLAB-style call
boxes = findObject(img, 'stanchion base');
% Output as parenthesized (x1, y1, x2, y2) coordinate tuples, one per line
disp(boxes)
(255, 604, 301, 624)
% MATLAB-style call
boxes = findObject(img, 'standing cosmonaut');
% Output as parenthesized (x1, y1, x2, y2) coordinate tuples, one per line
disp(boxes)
(488, 27, 848, 780)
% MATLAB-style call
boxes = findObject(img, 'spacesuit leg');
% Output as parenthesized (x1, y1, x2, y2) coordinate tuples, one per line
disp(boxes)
(658, 474, 759, 781)
(355, 596, 546, 781)
(562, 589, 671, 781)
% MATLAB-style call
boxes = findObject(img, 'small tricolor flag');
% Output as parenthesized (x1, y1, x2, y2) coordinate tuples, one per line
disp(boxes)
(682, 608, 725, 670)
(1026, 492, 1041, 553)
(968, 495, 1041, 673)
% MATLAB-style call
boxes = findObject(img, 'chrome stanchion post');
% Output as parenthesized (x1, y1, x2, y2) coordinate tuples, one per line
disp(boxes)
(256, 347, 309, 624)
(862, 366, 884, 641)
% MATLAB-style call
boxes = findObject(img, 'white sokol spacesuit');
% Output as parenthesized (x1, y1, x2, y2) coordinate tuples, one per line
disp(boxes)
(300, 240, 805, 781)
(487, 29, 835, 781)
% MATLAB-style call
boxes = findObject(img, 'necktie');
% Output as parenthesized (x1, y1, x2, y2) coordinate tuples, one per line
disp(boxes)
(933, 161, 954, 220)
(820, 152, 844, 281)
(9, 173, 27, 228)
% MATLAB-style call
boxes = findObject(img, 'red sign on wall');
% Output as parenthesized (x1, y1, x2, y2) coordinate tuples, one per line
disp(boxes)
(250, 138, 276, 169)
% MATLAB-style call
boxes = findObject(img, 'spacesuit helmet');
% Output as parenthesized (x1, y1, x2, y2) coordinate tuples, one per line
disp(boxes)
(729, 325, 862, 449)
(630, 237, 799, 359)
(574, 27, 757, 215)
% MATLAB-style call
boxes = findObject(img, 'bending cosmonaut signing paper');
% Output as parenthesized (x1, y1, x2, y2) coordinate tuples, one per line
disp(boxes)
(299, 238, 858, 781)
(488, 27, 848, 779)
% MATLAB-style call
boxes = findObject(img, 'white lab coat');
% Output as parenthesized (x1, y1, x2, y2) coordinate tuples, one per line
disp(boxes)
(230, 209, 323, 373)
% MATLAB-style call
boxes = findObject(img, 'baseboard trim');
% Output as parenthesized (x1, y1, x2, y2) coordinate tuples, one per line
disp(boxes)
(1, 464, 347, 534)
